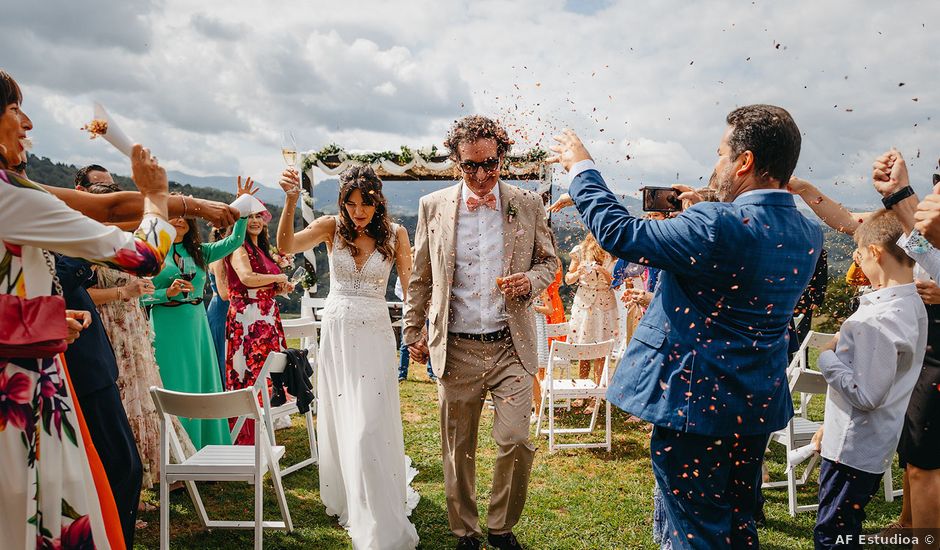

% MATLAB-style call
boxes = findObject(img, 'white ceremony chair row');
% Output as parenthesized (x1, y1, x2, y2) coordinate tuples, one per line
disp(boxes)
(150, 386, 292, 550)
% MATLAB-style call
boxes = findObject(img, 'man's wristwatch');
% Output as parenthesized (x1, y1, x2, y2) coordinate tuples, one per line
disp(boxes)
(882, 186, 915, 210)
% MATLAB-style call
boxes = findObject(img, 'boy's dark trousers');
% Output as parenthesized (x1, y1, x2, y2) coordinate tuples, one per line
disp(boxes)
(814, 458, 883, 549)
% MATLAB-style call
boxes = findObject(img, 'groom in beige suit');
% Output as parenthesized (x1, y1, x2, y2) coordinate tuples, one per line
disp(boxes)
(404, 116, 557, 550)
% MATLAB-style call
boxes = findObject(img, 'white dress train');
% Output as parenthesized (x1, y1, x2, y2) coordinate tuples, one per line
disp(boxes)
(317, 223, 420, 550)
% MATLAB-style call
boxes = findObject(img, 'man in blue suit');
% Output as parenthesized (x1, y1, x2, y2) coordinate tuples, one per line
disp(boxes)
(549, 105, 823, 548)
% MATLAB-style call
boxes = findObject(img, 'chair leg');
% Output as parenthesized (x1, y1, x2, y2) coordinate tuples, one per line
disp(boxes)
(160, 474, 170, 550)
(271, 463, 294, 531)
(306, 411, 318, 465)
(185, 481, 210, 526)
(535, 385, 547, 435)
(605, 400, 612, 452)
(254, 474, 263, 550)
(587, 396, 600, 432)
(548, 389, 556, 453)
(787, 459, 798, 517)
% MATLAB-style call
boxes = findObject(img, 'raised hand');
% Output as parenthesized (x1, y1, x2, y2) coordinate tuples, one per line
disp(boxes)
(547, 193, 574, 213)
(130, 144, 168, 197)
(872, 149, 909, 197)
(673, 184, 703, 209)
(236, 175, 259, 197)
(279, 168, 301, 201)
(915, 183, 940, 246)
(547, 129, 593, 172)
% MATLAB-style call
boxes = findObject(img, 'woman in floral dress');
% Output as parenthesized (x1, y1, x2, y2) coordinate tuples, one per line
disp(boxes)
(0, 69, 174, 550)
(224, 212, 290, 445)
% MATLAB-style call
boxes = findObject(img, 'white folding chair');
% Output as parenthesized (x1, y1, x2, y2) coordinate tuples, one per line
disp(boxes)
(231, 351, 318, 476)
(150, 386, 292, 550)
(539, 321, 571, 378)
(280, 317, 320, 414)
(535, 339, 615, 452)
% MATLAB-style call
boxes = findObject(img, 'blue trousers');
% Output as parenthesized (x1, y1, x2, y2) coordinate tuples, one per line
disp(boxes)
(814, 458, 882, 549)
(650, 425, 770, 549)
(398, 336, 436, 380)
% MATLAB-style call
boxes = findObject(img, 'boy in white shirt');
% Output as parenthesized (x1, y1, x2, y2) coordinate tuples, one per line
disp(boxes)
(814, 210, 928, 549)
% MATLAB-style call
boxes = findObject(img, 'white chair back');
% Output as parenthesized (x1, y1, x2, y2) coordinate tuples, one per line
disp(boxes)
(281, 318, 318, 340)
(549, 339, 615, 362)
(544, 322, 570, 339)
(151, 387, 259, 421)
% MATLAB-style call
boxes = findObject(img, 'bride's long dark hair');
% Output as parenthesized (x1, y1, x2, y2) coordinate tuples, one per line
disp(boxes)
(336, 166, 395, 261)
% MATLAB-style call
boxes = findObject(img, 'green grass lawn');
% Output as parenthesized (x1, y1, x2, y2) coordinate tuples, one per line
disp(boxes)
(134, 351, 905, 549)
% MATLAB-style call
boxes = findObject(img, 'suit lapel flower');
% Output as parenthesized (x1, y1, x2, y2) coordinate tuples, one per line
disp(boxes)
(506, 200, 518, 224)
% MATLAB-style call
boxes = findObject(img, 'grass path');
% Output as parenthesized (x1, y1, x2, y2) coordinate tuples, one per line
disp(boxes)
(135, 363, 904, 549)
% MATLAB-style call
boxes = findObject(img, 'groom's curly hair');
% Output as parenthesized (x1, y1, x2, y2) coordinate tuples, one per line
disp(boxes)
(444, 115, 513, 162)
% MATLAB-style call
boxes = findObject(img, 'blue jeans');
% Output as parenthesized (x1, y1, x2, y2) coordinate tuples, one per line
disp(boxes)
(399, 336, 436, 380)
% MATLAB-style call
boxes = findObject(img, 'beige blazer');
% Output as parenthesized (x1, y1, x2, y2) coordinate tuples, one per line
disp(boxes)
(404, 181, 557, 377)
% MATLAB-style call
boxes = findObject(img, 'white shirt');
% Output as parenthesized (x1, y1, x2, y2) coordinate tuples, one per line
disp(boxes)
(818, 283, 927, 474)
(448, 182, 507, 333)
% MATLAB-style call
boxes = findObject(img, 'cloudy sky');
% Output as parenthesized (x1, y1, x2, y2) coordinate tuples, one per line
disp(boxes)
(4, 0, 938, 206)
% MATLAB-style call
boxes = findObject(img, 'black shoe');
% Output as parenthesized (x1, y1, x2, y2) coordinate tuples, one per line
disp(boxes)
(487, 532, 524, 550)
(455, 536, 481, 549)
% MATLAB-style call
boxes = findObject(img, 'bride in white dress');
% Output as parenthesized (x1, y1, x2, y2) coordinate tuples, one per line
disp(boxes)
(276, 165, 419, 550)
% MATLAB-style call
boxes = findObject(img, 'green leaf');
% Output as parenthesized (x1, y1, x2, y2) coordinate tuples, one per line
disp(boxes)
(61, 499, 81, 521)
(62, 417, 77, 446)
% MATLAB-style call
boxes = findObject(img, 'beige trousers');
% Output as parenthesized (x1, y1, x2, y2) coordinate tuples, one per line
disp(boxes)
(438, 334, 536, 538)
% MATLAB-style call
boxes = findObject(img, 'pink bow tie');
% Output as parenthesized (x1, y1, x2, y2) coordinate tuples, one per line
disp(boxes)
(467, 193, 497, 212)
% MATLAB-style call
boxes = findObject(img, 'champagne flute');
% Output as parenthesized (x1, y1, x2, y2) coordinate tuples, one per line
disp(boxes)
(289, 266, 307, 292)
(281, 131, 297, 167)
(179, 257, 197, 299)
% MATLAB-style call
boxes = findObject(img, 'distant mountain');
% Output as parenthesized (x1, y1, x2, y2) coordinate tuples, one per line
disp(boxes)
(166, 170, 283, 205)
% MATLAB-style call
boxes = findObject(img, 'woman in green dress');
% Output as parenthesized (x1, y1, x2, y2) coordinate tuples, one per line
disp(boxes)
(145, 201, 249, 449)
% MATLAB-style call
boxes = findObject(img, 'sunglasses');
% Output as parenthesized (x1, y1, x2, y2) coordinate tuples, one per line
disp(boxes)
(459, 157, 501, 175)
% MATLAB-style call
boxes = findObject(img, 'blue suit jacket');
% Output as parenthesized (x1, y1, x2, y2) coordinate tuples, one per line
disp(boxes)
(570, 169, 823, 436)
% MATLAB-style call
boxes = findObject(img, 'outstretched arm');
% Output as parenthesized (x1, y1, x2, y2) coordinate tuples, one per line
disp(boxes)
(44, 186, 240, 227)
(786, 177, 869, 235)
(276, 168, 335, 253)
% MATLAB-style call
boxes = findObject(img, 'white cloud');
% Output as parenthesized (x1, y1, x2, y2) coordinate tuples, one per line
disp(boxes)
(4, 0, 938, 203)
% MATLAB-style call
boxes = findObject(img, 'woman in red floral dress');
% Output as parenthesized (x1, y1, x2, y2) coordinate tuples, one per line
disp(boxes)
(224, 212, 291, 445)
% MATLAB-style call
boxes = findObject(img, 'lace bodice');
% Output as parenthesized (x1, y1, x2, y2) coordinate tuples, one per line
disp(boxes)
(327, 220, 396, 300)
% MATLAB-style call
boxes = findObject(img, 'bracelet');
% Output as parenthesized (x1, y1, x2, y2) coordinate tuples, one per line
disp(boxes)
(117, 287, 126, 301)
(181, 195, 189, 217)
(882, 186, 915, 210)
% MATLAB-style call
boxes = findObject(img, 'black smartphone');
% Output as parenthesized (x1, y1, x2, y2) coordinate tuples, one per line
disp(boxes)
(641, 186, 681, 212)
